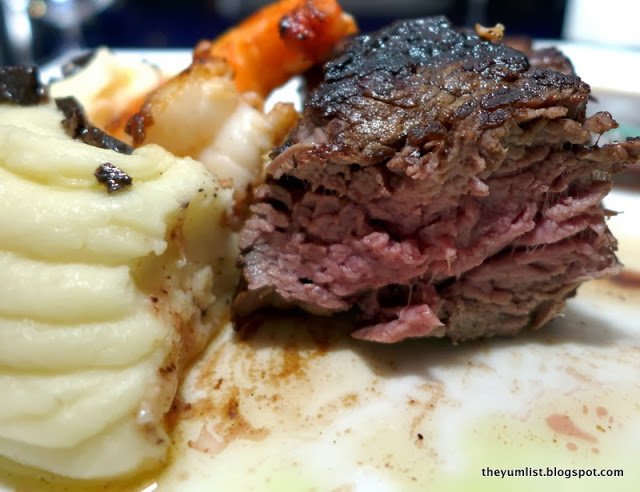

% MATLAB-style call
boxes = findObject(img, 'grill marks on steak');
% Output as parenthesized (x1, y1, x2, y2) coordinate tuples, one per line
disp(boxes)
(235, 17, 640, 343)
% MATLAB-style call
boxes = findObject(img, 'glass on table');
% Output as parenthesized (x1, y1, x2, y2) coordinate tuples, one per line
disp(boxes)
(1, 0, 116, 64)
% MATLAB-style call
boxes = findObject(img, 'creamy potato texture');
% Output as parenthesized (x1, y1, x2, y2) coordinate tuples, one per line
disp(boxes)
(0, 103, 236, 479)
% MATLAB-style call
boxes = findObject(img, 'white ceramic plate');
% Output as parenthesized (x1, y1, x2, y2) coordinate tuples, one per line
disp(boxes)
(4, 44, 640, 492)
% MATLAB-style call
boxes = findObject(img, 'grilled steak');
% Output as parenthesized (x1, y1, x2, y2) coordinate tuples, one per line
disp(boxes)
(234, 16, 640, 343)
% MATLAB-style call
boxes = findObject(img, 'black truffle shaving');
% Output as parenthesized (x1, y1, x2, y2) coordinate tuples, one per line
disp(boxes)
(55, 96, 88, 136)
(61, 50, 98, 77)
(55, 96, 134, 154)
(95, 162, 133, 193)
(81, 126, 135, 154)
(0, 66, 48, 105)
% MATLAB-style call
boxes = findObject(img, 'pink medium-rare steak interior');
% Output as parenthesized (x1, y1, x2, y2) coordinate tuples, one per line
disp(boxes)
(234, 17, 640, 343)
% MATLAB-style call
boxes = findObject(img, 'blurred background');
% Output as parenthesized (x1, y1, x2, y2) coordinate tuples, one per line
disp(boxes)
(3, 0, 637, 65)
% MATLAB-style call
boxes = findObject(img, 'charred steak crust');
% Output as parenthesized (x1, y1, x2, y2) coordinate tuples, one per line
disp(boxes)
(235, 17, 640, 343)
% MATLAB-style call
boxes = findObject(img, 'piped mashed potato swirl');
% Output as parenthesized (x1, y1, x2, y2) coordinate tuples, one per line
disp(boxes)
(0, 102, 236, 479)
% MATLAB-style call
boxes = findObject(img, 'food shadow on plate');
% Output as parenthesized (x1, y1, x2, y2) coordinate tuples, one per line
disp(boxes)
(170, 291, 637, 478)
(231, 298, 632, 380)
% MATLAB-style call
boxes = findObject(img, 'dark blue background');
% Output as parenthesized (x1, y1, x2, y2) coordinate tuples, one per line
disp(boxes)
(1, 0, 567, 65)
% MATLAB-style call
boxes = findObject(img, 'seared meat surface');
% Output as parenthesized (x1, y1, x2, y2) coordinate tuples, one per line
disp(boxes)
(234, 17, 640, 343)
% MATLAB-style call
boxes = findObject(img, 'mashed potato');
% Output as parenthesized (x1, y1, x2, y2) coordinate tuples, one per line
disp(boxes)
(0, 102, 236, 479)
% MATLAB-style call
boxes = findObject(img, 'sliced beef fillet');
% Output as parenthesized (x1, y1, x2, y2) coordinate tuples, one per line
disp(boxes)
(234, 16, 640, 343)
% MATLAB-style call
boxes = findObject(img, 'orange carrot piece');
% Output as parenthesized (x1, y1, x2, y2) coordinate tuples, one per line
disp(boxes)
(195, 0, 357, 97)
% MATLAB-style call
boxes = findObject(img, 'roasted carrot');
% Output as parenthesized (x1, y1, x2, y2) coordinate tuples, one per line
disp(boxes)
(195, 0, 357, 97)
